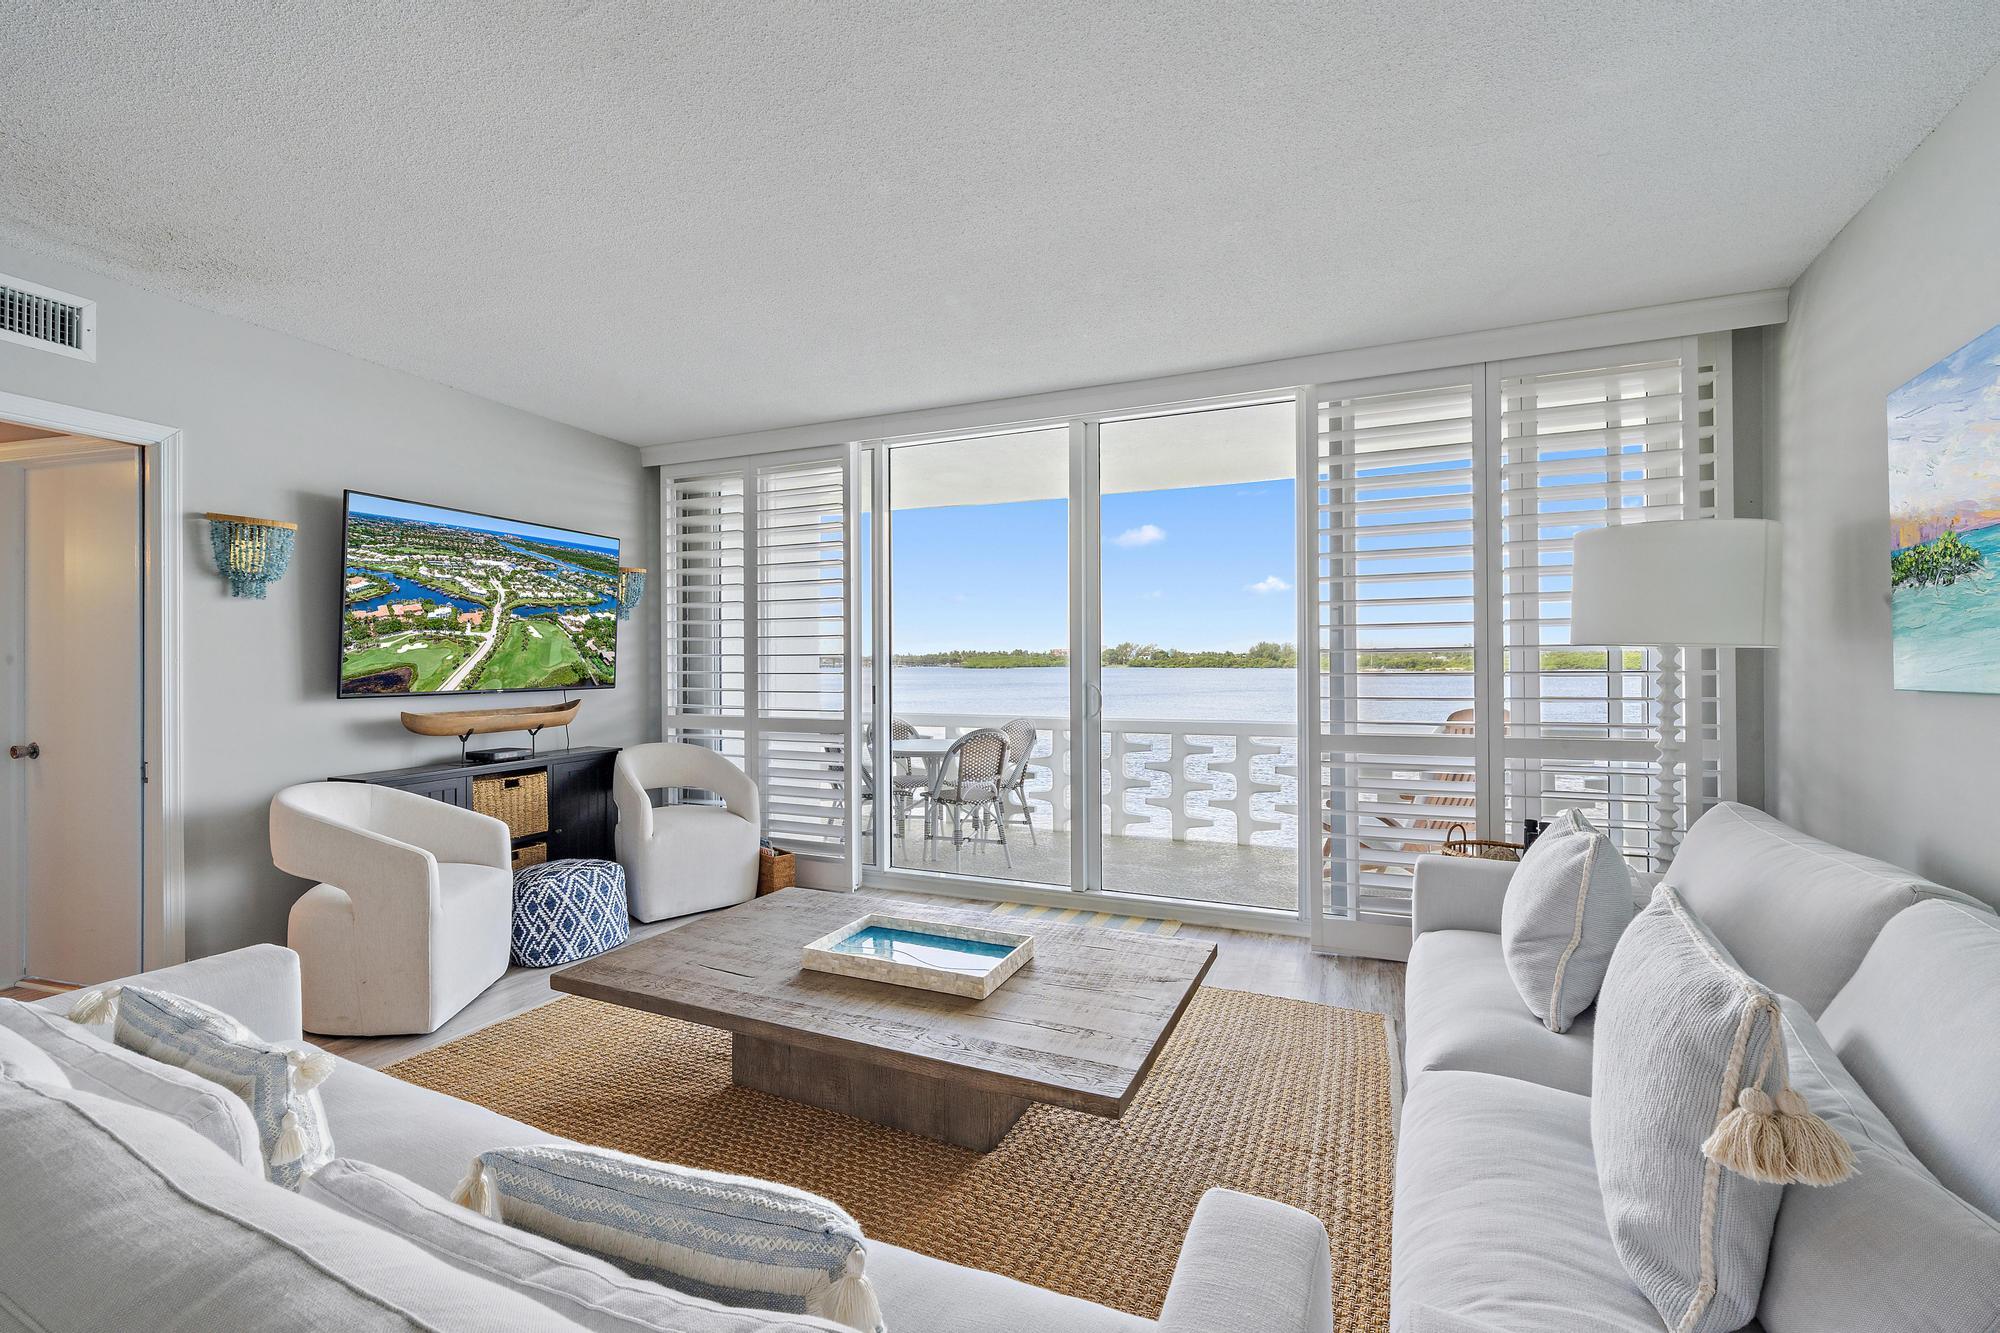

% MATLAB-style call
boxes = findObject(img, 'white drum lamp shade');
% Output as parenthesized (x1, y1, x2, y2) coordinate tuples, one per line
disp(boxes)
(1568, 519, 1781, 649)
(1567, 518, 1780, 867)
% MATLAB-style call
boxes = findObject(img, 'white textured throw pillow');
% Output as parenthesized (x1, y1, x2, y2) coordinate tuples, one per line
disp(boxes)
(1592, 887, 1853, 1333)
(453, 1144, 885, 1333)
(1500, 808, 1636, 1032)
(0, 997, 264, 1171)
(307, 1158, 851, 1332)
(67, 984, 335, 1189)
(1759, 998, 2000, 1333)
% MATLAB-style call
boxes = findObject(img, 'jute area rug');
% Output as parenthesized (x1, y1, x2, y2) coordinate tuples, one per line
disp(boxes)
(387, 986, 1393, 1329)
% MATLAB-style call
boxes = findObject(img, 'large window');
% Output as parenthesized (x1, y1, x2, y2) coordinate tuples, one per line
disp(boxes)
(657, 333, 1735, 953)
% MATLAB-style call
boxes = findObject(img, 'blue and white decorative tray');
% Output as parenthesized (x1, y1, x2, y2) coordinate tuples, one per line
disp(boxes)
(800, 913, 1035, 999)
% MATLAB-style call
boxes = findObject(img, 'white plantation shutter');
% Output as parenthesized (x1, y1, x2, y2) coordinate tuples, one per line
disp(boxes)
(1684, 338, 1734, 817)
(1497, 337, 1727, 867)
(1305, 338, 1735, 955)
(663, 470, 750, 777)
(660, 449, 860, 888)
(1309, 374, 1487, 940)
(665, 472, 747, 720)
(754, 457, 855, 877)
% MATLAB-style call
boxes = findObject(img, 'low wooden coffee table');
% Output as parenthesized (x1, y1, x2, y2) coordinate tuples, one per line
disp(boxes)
(552, 889, 1216, 1151)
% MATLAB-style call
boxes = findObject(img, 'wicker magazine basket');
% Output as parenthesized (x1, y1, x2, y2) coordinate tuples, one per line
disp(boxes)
(757, 847, 796, 895)
(1441, 823, 1524, 862)
(473, 770, 549, 840)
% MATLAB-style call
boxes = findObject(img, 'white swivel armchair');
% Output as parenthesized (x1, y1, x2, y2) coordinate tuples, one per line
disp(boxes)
(270, 782, 513, 1036)
(613, 742, 762, 922)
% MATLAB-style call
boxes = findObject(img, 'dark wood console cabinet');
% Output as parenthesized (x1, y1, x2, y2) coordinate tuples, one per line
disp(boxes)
(329, 746, 619, 865)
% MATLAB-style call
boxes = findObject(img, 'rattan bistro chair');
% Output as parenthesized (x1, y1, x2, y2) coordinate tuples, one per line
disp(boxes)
(924, 727, 1012, 870)
(998, 717, 1040, 846)
(861, 718, 928, 841)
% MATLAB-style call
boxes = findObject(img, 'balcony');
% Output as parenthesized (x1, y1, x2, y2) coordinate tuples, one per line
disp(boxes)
(876, 711, 1300, 913)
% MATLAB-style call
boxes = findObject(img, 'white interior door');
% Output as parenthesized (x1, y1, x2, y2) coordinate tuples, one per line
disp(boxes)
(16, 449, 144, 984)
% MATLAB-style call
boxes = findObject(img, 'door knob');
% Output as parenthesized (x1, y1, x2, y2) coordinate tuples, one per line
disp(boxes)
(8, 742, 39, 760)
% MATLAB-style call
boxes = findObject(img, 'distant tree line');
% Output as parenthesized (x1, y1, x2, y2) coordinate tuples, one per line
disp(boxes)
(1104, 640, 1297, 668)
(891, 642, 1299, 669)
(890, 644, 1647, 670)
(1354, 649, 1647, 670)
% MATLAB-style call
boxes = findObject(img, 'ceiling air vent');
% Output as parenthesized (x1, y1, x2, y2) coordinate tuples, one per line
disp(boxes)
(0, 272, 96, 361)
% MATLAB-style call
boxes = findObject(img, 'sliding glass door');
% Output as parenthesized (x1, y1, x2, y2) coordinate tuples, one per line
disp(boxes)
(869, 400, 1305, 921)
(1095, 402, 1299, 914)
(878, 427, 1072, 886)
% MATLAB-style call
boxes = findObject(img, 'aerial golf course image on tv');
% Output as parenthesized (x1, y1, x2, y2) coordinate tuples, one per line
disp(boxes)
(339, 492, 619, 697)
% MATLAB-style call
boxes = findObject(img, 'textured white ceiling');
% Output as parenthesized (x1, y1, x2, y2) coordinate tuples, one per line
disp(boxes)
(3, 3, 1997, 447)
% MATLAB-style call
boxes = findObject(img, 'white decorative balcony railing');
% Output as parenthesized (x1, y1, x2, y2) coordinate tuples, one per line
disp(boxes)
(891, 711, 1299, 849)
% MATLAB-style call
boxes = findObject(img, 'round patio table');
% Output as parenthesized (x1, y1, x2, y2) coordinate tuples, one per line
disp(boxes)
(891, 735, 953, 773)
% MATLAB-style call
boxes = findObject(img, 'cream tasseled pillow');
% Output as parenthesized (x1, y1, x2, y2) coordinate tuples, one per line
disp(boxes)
(453, 1144, 885, 1333)
(1, 997, 264, 1172)
(67, 984, 335, 1189)
(307, 1158, 854, 1333)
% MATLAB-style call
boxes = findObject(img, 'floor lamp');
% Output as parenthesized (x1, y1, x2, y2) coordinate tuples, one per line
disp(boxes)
(1567, 519, 1780, 866)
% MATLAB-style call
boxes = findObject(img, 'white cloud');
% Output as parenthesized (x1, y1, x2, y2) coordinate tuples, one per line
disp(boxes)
(1113, 524, 1166, 548)
(1247, 574, 1291, 594)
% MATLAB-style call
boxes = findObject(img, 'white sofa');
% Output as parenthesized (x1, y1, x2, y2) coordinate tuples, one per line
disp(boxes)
(5, 947, 1335, 1333)
(1392, 801, 1998, 1331)
(271, 781, 515, 1036)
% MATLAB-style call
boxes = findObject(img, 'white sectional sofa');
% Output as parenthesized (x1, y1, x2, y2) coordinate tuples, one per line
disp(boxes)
(2, 943, 1335, 1333)
(1392, 801, 1999, 1332)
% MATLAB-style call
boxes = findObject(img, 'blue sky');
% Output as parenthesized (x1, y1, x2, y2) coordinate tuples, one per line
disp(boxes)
(1887, 319, 2000, 522)
(349, 491, 620, 556)
(878, 435, 1653, 655)
(890, 479, 1298, 652)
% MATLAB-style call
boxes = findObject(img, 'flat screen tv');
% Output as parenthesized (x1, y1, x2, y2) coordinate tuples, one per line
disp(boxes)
(339, 491, 619, 698)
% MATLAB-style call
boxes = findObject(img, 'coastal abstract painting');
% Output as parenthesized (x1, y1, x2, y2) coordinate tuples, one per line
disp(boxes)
(1888, 320, 2000, 692)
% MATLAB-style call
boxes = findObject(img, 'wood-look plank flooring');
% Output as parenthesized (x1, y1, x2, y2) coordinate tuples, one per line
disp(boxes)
(317, 893, 1408, 1099)
(1, 981, 74, 1001)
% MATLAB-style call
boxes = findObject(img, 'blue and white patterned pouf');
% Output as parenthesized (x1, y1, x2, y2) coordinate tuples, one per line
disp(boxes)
(512, 859, 629, 967)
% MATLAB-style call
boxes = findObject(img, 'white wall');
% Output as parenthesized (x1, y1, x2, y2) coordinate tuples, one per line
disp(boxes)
(0, 239, 657, 958)
(1766, 59, 2000, 907)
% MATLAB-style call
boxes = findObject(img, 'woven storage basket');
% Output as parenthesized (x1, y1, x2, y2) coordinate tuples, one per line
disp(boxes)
(757, 847, 796, 895)
(511, 841, 549, 871)
(473, 770, 549, 839)
(1441, 823, 1523, 862)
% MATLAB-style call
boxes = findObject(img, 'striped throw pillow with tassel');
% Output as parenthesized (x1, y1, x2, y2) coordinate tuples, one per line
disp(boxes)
(1592, 887, 1854, 1333)
(454, 1145, 884, 1333)
(67, 985, 335, 1190)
